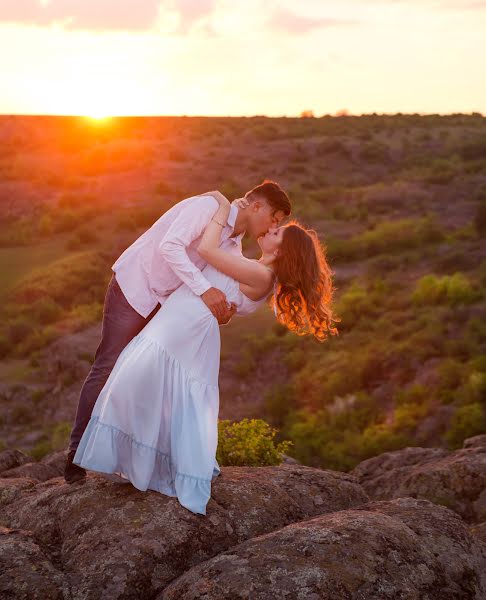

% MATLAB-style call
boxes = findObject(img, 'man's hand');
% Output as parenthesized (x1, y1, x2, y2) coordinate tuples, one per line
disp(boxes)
(201, 287, 229, 320)
(217, 302, 237, 325)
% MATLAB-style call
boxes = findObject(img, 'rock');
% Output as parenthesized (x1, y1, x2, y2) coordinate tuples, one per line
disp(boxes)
(280, 453, 300, 465)
(0, 478, 38, 507)
(1, 450, 67, 482)
(161, 497, 486, 600)
(0, 449, 34, 474)
(464, 435, 486, 449)
(470, 522, 486, 544)
(351, 444, 486, 523)
(0, 526, 65, 599)
(0, 462, 368, 599)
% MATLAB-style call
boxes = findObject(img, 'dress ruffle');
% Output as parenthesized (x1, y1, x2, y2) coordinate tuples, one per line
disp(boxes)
(74, 415, 221, 515)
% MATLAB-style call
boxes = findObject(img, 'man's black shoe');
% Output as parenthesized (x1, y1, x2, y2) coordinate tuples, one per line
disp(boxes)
(64, 449, 86, 484)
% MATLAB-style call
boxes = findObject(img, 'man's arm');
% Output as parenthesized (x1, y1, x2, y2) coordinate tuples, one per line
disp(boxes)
(158, 195, 229, 319)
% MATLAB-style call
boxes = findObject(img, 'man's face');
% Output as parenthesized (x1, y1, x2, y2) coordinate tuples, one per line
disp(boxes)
(247, 197, 287, 240)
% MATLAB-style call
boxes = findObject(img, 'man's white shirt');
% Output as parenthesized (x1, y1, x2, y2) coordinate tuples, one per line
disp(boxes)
(112, 195, 243, 317)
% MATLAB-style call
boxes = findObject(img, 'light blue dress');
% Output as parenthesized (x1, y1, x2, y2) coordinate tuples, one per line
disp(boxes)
(73, 262, 268, 515)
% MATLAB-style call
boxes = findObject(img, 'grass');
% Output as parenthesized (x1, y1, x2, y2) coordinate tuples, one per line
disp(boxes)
(0, 236, 70, 298)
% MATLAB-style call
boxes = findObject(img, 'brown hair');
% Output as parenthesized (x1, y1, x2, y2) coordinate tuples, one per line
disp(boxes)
(245, 179, 291, 217)
(270, 221, 340, 342)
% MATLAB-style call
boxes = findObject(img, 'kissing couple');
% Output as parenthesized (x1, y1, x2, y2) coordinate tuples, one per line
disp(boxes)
(64, 180, 338, 515)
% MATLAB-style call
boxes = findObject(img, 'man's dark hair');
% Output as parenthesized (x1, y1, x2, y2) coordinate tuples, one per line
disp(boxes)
(245, 180, 291, 217)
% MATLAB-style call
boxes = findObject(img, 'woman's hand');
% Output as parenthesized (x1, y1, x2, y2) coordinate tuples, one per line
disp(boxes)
(202, 190, 230, 208)
(234, 196, 250, 209)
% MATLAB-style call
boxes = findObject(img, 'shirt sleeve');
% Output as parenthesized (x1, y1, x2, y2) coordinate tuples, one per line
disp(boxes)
(158, 195, 220, 296)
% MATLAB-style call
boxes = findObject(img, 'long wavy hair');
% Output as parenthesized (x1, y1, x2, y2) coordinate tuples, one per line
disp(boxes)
(269, 221, 340, 342)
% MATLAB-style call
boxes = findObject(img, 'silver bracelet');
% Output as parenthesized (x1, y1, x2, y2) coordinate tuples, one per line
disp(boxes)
(211, 217, 226, 227)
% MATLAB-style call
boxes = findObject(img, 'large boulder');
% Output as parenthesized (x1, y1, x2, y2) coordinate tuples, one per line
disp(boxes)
(161, 497, 486, 600)
(0, 460, 368, 599)
(0, 526, 65, 599)
(0, 449, 34, 474)
(351, 437, 486, 523)
(0, 450, 67, 482)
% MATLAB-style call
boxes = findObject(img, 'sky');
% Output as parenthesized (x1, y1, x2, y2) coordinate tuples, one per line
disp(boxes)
(0, 0, 485, 117)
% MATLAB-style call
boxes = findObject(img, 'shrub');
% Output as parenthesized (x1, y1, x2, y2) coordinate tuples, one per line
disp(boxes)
(412, 273, 479, 306)
(216, 418, 293, 466)
(6, 318, 32, 345)
(437, 358, 465, 397)
(474, 200, 486, 237)
(31, 297, 63, 324)
(334, 281, 376, 329)
(359, 423, 413, 458)
(0, 335, 8, 358)
(460, 137, 486, 161)
(360, 141, 389, 163)
(263, 383, 295, 428)
(38, 214, 53, 237)
(445, 403, 486, 449)
(424, 159, 459, 185)
(76, 226, 98, 244)
(446, 273, 480, 304)
(336, 216, 445, 261)
(30, 439, 53, 460)
(11, 251, 108, 309)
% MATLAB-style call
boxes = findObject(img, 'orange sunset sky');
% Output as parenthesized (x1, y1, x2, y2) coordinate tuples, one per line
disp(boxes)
(0, 0, 485, 117)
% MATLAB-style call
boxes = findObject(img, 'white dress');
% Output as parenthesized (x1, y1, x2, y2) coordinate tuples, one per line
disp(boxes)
(73, 261, 268, 515)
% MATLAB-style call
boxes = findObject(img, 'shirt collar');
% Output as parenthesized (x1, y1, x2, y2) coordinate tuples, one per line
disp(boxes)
(227, 201, 238, 229)
(226, 201, 244, 245)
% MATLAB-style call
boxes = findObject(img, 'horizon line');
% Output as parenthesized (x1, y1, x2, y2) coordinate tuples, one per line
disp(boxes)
(0, 111, 484, 119)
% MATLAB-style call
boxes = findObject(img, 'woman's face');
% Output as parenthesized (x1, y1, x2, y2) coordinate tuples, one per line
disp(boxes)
(257, 226, 285, 255)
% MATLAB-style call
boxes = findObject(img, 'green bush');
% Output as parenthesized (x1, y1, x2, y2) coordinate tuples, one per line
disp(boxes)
(460, 137, 486, 161)
(0, 335, 8, 358)
(359, 423, 413, 458)
(394, 383, 429, 406)
(263, 383, 296, 428)
(30, 439, 53, 460)
(334, 281, 376, 329)
(424, 159, 459, 184)
(412, 273, 479, 306)
(445, 403, 486, 449)
(6, 317, 32, 345)
(216, 418, 293, 466)
(360, 141, 389, 163)
(11, 250, 108, 309)
(31, 297, 63, 324)
(437, 358, 465, 400)
(474, 201, 486, 237)
(359, 216, 444, 257)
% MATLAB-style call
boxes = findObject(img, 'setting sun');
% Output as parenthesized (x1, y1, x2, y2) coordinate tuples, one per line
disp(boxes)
(86, 112, 111, 120)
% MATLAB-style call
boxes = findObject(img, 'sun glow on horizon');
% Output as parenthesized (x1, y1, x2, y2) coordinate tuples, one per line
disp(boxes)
(86, 111, 112, 120)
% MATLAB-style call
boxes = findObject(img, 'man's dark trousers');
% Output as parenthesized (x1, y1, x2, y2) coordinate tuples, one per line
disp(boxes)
(68, 273, 160, 452)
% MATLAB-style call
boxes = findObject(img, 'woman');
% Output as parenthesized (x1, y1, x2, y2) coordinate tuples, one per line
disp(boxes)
(73, 194, 339, 515)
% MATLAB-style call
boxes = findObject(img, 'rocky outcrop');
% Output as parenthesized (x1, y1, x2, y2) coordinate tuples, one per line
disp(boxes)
(1, 439, 485, 599)
(162, 497, 486, 600)
(351, 436, 486, 523)
(0, 449, 66, 481)
(0, 526, 65, 599)
(0, 452, 368, 599)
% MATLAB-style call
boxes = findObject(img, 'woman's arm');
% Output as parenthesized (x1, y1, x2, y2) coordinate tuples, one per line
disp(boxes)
(197, 217, 271, 294)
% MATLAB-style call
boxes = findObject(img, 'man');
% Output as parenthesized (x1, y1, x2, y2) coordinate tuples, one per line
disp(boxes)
(64, 179, 291, 483)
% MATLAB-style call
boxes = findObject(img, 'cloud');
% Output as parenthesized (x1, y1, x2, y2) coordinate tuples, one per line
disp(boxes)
(0, 0, 162, 31)
(268, 8, 358, 33)
(172, 0, 214, 33)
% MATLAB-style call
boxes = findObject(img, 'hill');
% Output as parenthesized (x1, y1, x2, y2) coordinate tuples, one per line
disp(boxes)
(0, 113, 485, 470)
